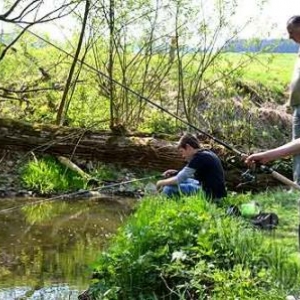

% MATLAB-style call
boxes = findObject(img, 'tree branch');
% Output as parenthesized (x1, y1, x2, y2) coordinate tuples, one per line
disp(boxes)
(0, 0, 22, 19)
(56, 0, 90, 125)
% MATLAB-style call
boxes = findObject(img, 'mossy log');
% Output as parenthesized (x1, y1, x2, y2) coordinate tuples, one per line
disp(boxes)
(0, 118, 186, 171)
(0, 118, 292, 192)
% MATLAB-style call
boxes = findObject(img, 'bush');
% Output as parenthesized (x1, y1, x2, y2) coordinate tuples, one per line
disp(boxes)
(88, 195, 300, 299)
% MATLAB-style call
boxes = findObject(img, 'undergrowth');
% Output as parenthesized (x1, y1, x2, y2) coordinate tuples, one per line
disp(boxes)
(20, 156, 87, 194)
(88, 193, 300, 299)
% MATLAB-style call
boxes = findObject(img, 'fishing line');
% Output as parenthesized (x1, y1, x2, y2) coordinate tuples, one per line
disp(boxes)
(0, 174, 161, 214)
(10, 25, 300, 190)
(10, 24, 300, 252)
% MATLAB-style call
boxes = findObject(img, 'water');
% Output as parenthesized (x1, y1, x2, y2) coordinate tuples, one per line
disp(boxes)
(0, 196, 135, 300)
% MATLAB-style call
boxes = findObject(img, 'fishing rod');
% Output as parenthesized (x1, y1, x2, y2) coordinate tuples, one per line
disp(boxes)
(100, 175, 160, 189)
(16, 25, 300, 190)
(0, 174, 161, 214)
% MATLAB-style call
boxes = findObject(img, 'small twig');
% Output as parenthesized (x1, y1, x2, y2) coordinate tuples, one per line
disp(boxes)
(30, 151, 38, 163)
(0, 150, 7, 165)
(159, 274, 181, 298)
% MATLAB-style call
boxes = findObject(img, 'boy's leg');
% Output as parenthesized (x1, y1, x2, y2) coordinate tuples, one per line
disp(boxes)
(162, 180, 200, 198)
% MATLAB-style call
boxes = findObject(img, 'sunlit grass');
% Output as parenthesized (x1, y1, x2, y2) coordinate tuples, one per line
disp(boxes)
(210, 53, 296, 97)
(20, 156, 87, 194)
(89, 192, 300, 299)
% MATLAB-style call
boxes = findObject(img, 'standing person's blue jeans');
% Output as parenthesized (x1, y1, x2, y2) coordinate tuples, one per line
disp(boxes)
(293, 105, 300, 185)
(162, 178, 200, 198)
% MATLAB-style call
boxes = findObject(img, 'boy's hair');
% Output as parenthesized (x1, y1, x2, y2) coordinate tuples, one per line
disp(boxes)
(287, 16, 300, 26)
(177, 133, 200, 149)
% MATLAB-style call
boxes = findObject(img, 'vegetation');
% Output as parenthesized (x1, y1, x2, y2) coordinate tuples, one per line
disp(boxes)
(0, 39, 295, 148)
(19, 156, 160, 195)
(20, 156, 87, 194)
(87, 191, 300, 299)
(1, 1, 300, 298)
(0, 0, 296, 152)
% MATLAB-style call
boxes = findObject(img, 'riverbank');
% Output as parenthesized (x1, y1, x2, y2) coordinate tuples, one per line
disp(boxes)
(0, 150, 31, 198)
(86, 193, 300, 299)
(0, 149, 155, 199)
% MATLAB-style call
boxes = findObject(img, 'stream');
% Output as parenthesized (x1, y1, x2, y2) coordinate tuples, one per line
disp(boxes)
(0, 195, 135, 300)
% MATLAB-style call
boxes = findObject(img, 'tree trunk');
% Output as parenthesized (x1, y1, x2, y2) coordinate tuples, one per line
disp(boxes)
(56, 0, 90, 125)
(0, 118, 185, 171)
(0, 118, 291, 192)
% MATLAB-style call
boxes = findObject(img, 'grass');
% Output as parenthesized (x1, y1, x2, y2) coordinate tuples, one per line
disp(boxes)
(243, 188, 300, 252)
(88, 191, 300, 299)
(20, 157, 161, 195)
(225, 188, 300, 251)
(243, 54, 295, 89)
(222, 53, 296, 93)
(20, 156, 87, 194)
(200, 52, 296, 104)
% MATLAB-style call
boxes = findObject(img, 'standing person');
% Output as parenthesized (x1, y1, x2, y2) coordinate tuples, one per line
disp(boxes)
(156, 133, 227, 202)
(245, 138, 300, 166)
(286, 16, 300, 185)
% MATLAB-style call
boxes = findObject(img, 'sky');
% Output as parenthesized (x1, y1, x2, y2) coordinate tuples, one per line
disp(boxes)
(235, 0, 300, 39)
(0, 0, 299, 41)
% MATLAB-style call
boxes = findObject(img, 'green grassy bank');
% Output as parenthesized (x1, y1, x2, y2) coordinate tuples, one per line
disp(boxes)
(86, 191, 300, 299)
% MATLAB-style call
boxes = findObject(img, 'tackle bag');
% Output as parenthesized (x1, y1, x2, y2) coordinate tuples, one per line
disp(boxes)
(226, 205, 279, 230)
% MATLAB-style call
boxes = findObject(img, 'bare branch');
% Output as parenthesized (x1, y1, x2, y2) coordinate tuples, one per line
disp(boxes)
(0, 86, 63, 94)
(0, 24, 33, 61)
(0, 1, 81, 61)
(56, 0, 90, 125)
(0, 95, 29, 102)
(1, 1, 80, 25)
(0, 0, 22, 19)
(9, 0, 41, 22)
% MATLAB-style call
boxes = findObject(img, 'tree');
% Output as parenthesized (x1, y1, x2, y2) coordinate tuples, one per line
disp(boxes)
(0, 0, 272, 149)
(0, 0, 81, 61)
(56, 0, 90, 126)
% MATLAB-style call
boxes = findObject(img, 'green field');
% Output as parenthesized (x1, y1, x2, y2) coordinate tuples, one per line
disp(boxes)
(236, 53, 296, 94)
(209, 52, 297, 96)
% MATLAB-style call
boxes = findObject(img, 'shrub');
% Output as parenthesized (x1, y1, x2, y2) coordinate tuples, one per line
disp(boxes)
(88, 195, 300, 299)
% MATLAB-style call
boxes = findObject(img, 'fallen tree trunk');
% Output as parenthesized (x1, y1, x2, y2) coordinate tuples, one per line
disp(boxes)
(0, 118, 186, 171)
(0, 118, 292, 192)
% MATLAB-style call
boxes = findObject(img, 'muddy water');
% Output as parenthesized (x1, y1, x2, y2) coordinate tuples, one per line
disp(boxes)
(0, 196, 135, 300)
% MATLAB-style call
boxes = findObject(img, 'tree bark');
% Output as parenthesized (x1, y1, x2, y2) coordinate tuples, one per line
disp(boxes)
(0, 118, 291, 192)
(0, 118, 185, 171)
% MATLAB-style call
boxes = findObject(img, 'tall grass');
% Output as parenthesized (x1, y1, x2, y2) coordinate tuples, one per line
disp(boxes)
(89, 193, 300, 299)
(20, 156, 87, 194)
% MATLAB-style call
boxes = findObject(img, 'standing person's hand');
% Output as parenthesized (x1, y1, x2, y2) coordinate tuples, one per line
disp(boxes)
(244, 153, 270, 166)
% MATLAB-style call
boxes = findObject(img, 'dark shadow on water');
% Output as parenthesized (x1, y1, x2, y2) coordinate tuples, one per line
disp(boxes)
(0, 196, 135, 299)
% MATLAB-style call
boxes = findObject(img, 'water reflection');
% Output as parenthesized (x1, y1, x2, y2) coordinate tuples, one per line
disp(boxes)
(0, 196, 135, 299)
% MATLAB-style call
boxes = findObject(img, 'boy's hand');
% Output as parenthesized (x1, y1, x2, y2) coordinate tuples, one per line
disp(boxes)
(163, 169, 178, 178)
